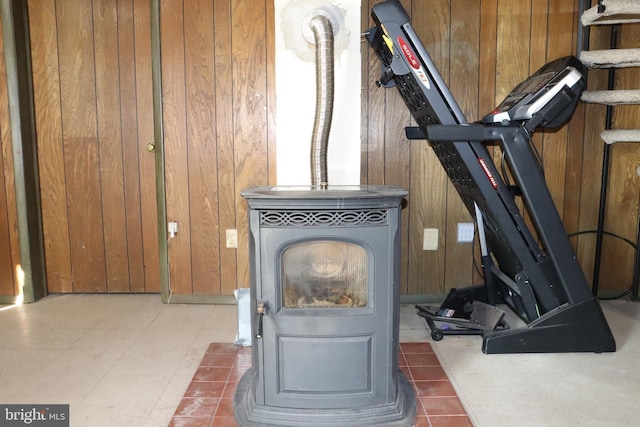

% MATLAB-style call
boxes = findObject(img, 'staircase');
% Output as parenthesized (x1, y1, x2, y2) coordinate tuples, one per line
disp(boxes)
(578, 0, 640, 300)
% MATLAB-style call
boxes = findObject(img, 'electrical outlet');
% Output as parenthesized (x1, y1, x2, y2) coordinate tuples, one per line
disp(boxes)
(226, 229, 238, 248)
(423, 228, 438, 250)
(457, 223, 475, 243)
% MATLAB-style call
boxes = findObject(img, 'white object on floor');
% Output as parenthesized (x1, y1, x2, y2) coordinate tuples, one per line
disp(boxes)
(234, 288, 252, 346)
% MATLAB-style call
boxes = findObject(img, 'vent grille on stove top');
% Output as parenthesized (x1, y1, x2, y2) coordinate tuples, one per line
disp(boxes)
(260, 209, 389, 227)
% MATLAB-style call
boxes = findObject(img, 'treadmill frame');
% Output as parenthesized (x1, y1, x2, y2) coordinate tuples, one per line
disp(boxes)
(367, 0, 615, 353)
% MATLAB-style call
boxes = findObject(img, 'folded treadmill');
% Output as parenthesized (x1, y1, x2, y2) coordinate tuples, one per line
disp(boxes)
(367, 0, 616, 353)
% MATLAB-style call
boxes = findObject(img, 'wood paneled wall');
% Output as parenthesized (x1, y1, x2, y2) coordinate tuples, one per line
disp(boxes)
(0, 0, 636, 299)
(362, 0, 639, 297)
(28, 0, 159, 293)
(0, 17, 20, 298)
(159, 0, 276, 297)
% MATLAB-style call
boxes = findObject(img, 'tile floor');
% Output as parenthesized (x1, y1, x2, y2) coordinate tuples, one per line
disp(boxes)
(168, 342, 472, 427)
(0, 294, 638, 426)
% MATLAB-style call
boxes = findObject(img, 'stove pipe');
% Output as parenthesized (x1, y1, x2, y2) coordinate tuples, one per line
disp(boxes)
(309, 15, 334, 190)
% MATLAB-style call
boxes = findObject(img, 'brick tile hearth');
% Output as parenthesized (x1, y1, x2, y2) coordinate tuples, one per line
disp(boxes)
(169, 342, 471, 427)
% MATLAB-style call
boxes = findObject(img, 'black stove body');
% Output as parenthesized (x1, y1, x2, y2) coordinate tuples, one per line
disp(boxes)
(367, 0, 615, 354)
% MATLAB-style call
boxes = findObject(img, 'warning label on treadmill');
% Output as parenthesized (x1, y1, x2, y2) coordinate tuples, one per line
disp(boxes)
(398, 36, 430, 90)
(478, 158, 499, 189)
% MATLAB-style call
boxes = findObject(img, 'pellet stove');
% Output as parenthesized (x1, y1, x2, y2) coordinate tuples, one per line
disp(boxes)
(233, 185, 415, 427)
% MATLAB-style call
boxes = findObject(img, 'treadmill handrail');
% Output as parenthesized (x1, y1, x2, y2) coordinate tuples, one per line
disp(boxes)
(425, 124, 507, 143)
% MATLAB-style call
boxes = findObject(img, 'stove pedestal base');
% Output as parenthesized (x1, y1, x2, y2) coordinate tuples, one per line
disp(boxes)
(233, 369, 416, 427)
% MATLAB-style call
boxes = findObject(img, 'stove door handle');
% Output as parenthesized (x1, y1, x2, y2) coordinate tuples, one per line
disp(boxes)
(255, 301, 266, 339)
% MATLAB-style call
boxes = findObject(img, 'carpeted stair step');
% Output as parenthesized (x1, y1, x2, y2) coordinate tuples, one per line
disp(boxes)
(582, 0, 640, 26)
(600, 129, 640, 145)
(582, 89, 640, 105)
(579, 49, 640, 68)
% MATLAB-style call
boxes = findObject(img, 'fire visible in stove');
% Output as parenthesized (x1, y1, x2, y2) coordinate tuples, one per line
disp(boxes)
(282, 240, 368, 308)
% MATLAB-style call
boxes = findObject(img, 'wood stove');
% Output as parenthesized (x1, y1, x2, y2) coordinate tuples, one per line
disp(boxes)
(233, 185, 415, 427)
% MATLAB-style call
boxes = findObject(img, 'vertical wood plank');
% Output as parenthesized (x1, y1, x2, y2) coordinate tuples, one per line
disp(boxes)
(93, 0, 130, 291)
(117, 0, 146, 292)
(527, 1, 548, 220)
(56, 0, 107, 292)
(478, 0, 498, 118)
(161, 0, 192, 295)
(0, 136, 16, 296)
(530, 0, 549, 72)
(266, 0, 277, 187)
(564, 99, 586, 235)
(133, 0, 160, 292)
(563, 0, 585, 238)
(231, 0, 269, 289)
(541, 0, 575, 219)
(494, 0, 531, 216)
(445, 0, 480, 290)
(384, 90, 411, 295)
(384, 95, 411, 294)
(214, 0, 238, 294)
(0, 20, 18, 295)
(495, 0, 531, 104)
(408, 141, 445, 295)
(28, 0, 73, 293)
(0, 151, 17, 296)
(408, 0, 450, 295)
(185, 0, 219, 295)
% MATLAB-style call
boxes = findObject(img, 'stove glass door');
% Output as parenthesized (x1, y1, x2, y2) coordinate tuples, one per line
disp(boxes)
(282, 240, 367, 308)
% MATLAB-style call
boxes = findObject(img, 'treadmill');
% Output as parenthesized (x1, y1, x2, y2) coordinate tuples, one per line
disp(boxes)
(367, 0, 616, 354)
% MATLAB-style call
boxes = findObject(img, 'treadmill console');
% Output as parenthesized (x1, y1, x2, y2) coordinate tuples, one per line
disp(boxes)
(482, 56, 586, 129)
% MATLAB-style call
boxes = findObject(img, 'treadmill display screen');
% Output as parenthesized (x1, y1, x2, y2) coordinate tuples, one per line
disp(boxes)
(494, 71, 556, 112)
